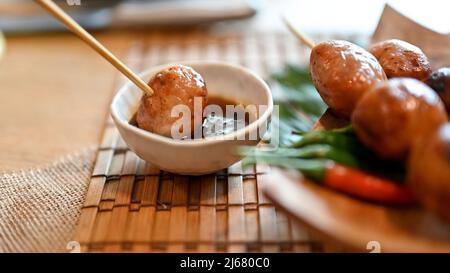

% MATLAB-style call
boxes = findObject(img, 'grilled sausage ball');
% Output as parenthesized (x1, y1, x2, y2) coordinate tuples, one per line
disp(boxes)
(352, 78, 448, 160)
(408, 123, 450, 221)
(369, 39, 432, 81)
(137, 65, 208, 138)
(426, 67, 450, 113)
(310, 40, 386, 119)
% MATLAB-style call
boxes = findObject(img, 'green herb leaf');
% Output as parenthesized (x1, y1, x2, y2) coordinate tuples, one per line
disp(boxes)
(270, 65, 327, 145)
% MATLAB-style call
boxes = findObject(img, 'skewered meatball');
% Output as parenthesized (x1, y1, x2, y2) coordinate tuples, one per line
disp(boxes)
(408, 123, 450, 221)
(426, 67, 450, 113)
(369, 39, 432, 81)
(137, 65, 208, 138)
(352, 78, 448, 160)
(310, 40, 386, 119)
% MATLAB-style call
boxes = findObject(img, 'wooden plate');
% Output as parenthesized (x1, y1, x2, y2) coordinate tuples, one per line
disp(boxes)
(259, 110, 450, 252)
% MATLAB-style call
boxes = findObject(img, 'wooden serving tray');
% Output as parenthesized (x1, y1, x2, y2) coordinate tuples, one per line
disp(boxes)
(260, 111, 450, 252)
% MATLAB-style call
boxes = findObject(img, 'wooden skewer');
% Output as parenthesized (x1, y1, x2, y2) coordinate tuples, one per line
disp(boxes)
(35, 0, 154, 96)
(282, 15, 316, 49)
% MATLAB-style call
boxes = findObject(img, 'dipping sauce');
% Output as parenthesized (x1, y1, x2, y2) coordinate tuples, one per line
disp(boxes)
(130, 95, 252, 139)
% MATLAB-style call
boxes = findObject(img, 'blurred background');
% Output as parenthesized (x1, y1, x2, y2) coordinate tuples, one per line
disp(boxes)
(0, 0, 449, 35)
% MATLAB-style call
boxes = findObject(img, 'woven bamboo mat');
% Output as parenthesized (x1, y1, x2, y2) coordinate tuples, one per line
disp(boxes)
(73, 30, 350, 252)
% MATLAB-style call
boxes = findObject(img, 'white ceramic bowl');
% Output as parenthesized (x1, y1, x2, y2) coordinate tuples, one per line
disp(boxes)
(111, 61, 273, 175)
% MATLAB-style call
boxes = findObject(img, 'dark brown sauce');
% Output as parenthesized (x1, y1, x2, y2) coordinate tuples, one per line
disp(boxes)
(130, 95, 250, 139)
(207, 96, 238, 111)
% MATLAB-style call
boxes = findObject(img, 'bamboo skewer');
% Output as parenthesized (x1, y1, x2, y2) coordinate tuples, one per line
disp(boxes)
(35, 0, 154, 96)
(282, 15, 316, 49)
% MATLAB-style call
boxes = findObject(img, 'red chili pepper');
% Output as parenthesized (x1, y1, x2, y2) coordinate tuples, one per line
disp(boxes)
(242, 154, 416, 205)
(323, 163, 416, 205)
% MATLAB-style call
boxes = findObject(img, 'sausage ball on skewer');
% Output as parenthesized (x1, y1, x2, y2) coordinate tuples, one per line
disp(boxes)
(352, 78, 448, 160)
(136, 65, 208, 138)
(426, 67, 450, 114)
(310, 40, 387, 119)
(408, 123, 450, 222)
(369, 39, 432, 81)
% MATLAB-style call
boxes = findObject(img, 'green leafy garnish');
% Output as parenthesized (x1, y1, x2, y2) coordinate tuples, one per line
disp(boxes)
(270, 65, 327, 145)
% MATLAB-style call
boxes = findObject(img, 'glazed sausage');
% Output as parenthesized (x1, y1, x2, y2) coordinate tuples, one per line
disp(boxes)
(369, 39, 432, 81)
(137, 65, 208, 138)
(426, 67, 450, 113)
(352, 78, 448, 160)
(310, 40, 386, 119)
(408, 123, 450, 222)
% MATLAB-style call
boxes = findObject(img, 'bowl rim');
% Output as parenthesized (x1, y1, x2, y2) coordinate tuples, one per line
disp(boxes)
(110, 60, 273, 147)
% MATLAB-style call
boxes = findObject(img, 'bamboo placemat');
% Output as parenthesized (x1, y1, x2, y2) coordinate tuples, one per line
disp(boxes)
(73, 30, 349, 252)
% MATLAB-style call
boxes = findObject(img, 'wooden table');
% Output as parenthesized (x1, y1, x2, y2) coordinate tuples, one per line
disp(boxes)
(0, 30, 133, 171)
